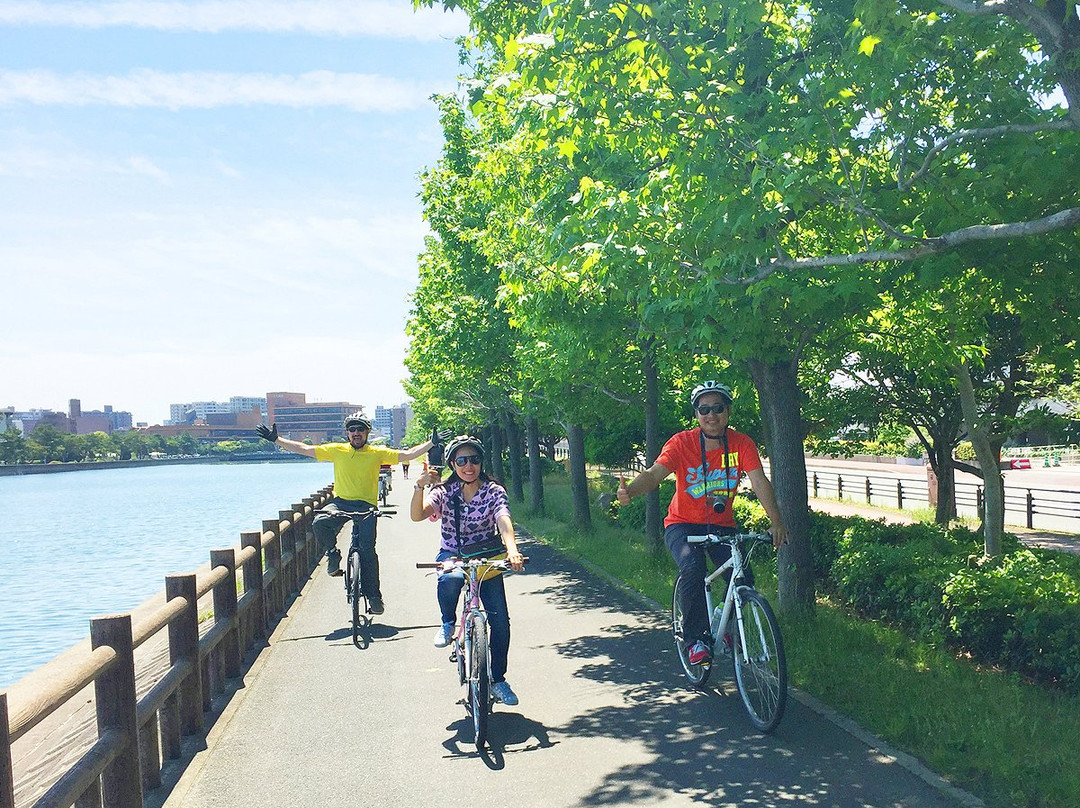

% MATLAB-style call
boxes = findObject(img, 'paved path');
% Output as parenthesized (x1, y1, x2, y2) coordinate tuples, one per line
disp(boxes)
(165, 496, 973, 808)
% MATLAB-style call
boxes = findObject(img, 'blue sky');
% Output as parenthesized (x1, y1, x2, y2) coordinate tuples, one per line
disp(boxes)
(0, 1, 469, 425)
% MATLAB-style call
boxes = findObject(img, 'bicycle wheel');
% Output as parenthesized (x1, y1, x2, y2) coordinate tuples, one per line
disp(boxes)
(672, 575, 711, 686)
(732, 587, 787, 732)
(467, 612, 490, 746)
(348, 551, 366, 648)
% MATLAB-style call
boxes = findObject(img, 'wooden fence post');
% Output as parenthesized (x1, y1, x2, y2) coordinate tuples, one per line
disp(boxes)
(263, 518, 282, 617)
(90, 615, 143, 808)
(165, 574, 203, 736)
(210, 549, 241, 679)
(897, 480, 904, 510)
(865, 477, 872, 504)
(241, 531, 266, 642)
(1026, 490, 1034, 529)
(280, 509, 298, 595)
(295, 501, 312, 572)
(1, 692, 14, 808)
(812, 472, 819, 498)
(837, 475, 843, 500)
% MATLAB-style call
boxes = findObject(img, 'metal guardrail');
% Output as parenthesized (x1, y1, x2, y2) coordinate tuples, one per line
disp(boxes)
(804, 466, 1080, 532)
(1, 484, 333, 808)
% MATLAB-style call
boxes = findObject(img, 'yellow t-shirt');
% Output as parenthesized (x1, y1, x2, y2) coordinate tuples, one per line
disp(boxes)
(313, 443, 399, 503)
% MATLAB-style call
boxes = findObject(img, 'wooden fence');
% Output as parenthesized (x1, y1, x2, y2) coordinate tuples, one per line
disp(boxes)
(1, 484, 334, 808)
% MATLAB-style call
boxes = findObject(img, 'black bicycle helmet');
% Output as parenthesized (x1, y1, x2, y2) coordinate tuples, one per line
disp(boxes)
(690, 381, 733, 408)
(444, 435, 484, 464)
(343, 412, 371, 430)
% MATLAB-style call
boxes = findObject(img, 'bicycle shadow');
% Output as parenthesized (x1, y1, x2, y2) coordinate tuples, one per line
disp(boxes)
(440, 711, 557, 769)
(515, 539, 954, 808)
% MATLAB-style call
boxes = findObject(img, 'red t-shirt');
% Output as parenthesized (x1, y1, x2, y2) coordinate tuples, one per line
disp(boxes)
(656, 427, 763, 528)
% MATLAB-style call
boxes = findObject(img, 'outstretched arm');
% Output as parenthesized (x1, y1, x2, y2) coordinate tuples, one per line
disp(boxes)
(616, 461, 673, 505)
(256, 423, 316, 458)
(745, 468, 788, 549)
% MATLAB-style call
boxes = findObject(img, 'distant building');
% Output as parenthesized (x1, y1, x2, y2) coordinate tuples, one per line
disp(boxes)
(267, 392, 365, 443)
(68, 400, 133, 434)
(141, 407, 264, 443)
(169, 396, 266, 425)
(374, 404, 410, 447)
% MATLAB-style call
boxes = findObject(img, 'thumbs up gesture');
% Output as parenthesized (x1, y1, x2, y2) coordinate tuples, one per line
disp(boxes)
(616, 475, 631, 506)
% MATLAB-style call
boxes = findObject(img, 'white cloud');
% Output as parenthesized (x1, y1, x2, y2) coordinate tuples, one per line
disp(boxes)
(0, 144, 172, 180)
(0, 0, 470, 40)
(0, 69, 450, 110)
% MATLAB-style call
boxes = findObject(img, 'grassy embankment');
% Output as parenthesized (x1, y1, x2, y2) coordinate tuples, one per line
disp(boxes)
(515, 472, 1080, 808)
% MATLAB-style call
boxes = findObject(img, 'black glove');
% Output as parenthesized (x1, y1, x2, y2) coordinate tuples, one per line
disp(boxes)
(428, 427, 449, 467)
(255, 423, 278, 443)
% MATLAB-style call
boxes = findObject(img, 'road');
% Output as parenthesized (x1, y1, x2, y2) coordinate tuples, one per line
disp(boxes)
(165, 484, 973, 808)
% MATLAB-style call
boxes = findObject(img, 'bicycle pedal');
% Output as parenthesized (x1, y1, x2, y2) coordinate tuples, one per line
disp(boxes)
(449, 649, 458, 663)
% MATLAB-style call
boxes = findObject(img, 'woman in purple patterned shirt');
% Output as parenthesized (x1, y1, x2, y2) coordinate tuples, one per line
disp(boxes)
(411, 435, 525, 706)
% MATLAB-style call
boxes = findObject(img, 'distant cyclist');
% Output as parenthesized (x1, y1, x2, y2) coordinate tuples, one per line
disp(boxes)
(410, 435, 525, 706)
(256, 414, 443, 615)
(616, 382, 788, 667)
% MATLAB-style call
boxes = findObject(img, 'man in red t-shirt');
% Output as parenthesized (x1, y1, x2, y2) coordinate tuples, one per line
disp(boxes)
(617, 381, 788, 666)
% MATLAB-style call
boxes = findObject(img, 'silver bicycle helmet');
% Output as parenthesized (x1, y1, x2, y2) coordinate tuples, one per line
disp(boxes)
(690, 381, 734, 408)
(343, 412, 371, 430)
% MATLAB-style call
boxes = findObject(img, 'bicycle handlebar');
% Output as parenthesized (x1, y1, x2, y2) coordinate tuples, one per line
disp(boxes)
(314, 508, 396, 519)
(686, 531, 772, 546)
(416, 556, 529, 570)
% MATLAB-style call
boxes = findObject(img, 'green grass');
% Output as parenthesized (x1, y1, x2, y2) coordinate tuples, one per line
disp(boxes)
(515, 474, 1080, 808)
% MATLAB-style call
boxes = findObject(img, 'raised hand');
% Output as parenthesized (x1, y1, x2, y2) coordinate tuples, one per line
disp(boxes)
(255, 423, 278, 443)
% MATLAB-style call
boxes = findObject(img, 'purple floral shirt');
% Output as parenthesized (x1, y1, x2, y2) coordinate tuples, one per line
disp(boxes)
(427, 480, 511, 556)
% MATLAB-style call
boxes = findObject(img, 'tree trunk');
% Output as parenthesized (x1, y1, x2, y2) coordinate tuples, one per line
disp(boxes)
(953, 363, 1004, 556)
(502, 410, 525, 502)
(568, 422, 592, 531)
(487, 419, 505, 482)
(747, 358, 814, 613)
(641, 337, 664, 552)
(926, 435, 958, 524)
(526, 414, 544, 514)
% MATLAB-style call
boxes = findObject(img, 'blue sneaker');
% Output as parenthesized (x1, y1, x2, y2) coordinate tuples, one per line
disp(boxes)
(492, 680, 518, 706)
(433, 622, 454, 648)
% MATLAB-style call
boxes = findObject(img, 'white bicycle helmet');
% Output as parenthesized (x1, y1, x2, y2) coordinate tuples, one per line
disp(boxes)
(690, 381, 733, 408)
(444, 435, 485, 464)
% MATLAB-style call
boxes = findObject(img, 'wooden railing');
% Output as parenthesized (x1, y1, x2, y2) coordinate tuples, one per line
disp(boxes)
(1, 484, 333, 808)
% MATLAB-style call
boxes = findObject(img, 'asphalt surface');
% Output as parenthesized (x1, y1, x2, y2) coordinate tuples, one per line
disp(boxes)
(164, 479, 974, 808)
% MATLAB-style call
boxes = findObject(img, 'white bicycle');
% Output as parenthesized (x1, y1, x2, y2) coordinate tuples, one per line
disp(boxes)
(672, 531, 788, 732)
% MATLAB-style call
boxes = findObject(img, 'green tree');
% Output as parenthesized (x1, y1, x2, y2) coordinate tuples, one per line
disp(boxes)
(30, 425, 66, 462)
(0, 429, 27, 464)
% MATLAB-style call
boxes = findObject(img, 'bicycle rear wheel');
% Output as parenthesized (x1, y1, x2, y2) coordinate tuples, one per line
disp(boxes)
(467, 612, 490, 746)
(672, 575, 711, 686)
(349, 551, 367, 648)
(732, 587, 787, 732)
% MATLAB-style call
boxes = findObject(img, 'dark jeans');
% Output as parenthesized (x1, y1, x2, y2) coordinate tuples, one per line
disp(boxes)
(435, 549, 511, 684)
(314, 498, 380, 599)
(666, 522, 752, 645)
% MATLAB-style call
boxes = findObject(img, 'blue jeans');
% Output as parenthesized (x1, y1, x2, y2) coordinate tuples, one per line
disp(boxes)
(314, 498, 380, 599)
(666, 522, 750, 645)
(435, 549, 511, 684)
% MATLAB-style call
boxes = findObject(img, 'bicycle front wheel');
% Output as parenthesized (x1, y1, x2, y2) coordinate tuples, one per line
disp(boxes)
(672, 575, 711, 686)
(349, 551, 365, 648)
(732, 587, 787, 732)
(467, 612, 490, 746)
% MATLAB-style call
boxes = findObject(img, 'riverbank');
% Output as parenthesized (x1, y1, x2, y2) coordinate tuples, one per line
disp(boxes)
(0, 453, 314, 477)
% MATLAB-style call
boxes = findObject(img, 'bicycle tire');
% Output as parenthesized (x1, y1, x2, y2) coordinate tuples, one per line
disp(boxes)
(456, 635, 466, 686)
(349, 551, 365, 648)
(468, 612, 490, 746)
(732, 587, 787, 732)
(672, 575, 711, 686)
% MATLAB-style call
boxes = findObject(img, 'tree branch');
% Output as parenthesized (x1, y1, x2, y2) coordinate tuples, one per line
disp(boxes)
(743, 206, 1080, 277)
(899, 121, 1075, 191)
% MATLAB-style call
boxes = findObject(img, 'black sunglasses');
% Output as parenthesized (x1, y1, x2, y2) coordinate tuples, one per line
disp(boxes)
(695, 403, 728, 415)
(346, 425, 368, 433)
(452, 454, 482, 467)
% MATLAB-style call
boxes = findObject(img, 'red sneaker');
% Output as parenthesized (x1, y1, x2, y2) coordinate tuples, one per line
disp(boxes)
(687, 640, 712, 666)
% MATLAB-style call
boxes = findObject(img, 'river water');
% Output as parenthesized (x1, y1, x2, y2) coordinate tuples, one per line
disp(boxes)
(0, 461, 332, 688)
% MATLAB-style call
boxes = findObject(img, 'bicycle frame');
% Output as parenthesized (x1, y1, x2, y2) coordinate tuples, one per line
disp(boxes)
(695, 536, 751, 664)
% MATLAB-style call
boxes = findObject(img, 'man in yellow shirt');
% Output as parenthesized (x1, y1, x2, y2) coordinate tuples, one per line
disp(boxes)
(256, 413, 438, 614)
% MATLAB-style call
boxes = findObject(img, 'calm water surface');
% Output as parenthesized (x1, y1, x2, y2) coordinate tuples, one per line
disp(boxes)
(0, 461, 331, 688)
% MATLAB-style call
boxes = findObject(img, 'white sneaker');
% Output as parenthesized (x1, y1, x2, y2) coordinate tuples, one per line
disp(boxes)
(433, 622, 454, 648)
